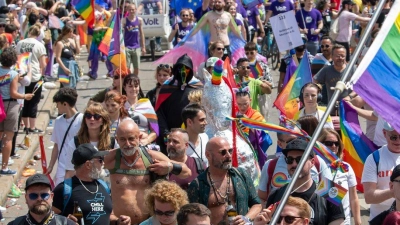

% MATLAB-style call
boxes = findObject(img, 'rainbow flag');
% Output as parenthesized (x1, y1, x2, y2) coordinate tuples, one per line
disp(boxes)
(249, 62, 263, 79)
(98, 13, 116, 56)
(107, 9, 129, 74)
(274, 52, 312, 119)
(349, 2, 400, 132)
(316, 176, 348, 206)
(340, 101, 377, 192)
(71, 0, 95, 28)
(48, 15, 64, 29)
(77, 25, 87, 46)
(58, 74, 70, 84)
(16, 52, 30, 74)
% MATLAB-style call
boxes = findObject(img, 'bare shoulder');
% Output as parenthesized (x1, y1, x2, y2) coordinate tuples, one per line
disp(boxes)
(104, 149, 118, 169)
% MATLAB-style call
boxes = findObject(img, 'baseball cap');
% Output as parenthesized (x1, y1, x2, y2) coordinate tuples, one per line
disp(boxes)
(71, 143, 109, 166)
(0, 18, 6, 25)
(25, 174, 52, 191)
(282, 138, 315, 157)
(8, 4, 21, 11)
(383, 121, 394, 131)
(206, 57, 219, 67)
(390, 164, 400, 181)
(342, 0, 355, 5)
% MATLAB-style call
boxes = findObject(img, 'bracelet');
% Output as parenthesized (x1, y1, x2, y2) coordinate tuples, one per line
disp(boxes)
(171, 163, 182, 175)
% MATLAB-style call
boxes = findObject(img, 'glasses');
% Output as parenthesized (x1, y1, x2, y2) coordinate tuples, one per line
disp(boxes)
(181, 14, 189, 17)
(84, 113, 102, 120)
(158, 64, 170, 69)
(218, 148, 233, 156)
(113, 76, 121, 80)
(240, 66, 250, 70)
(285, 156, 302, 164)
(324, 141, 340, 147)
(91, 158, 104, 164)
(215, 47, 224, 51)
(0, 24, 5, 28)
(154, 210, 175, 217)
(277, 216, 303, 224)
(28, 193, 50, 201)
(245, 51, 255, 55)
(321, 44, 331, 49)
(390, 135, 400, 141)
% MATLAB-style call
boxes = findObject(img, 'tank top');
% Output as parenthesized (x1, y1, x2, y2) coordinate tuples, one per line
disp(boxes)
(60, 41, 75, 60)
(173, 22, 193, 46)
(124, 16, 140, 49)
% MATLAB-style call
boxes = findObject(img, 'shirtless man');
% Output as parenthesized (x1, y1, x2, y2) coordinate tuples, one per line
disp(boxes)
(188, 137, 261, 225)
(189, 0, 242, 58)
(104, 120, 192, 224)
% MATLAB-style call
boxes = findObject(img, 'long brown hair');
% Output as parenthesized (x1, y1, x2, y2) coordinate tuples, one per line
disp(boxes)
(54, 25, 74, 46)
(104, 90, 129, 119)
(77, 103, 112, 150)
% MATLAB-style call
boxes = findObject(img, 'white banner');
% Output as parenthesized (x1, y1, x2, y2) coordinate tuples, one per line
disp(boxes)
(270, 11, 303, 52)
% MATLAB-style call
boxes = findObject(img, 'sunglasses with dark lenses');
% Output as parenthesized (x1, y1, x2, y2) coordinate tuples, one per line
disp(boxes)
(390, 135, 400, 141)
(158, 64, 170, 69)
(285, 156, 302, 164)
(320, 44, 331, 49)
(0, 24, 5, 28)
(219, 148, 233, 156)
(154, 210, 175, 217)
(113, 76, 121, 80)
(181, 14, 190, 17)
(240, 66, 250, 70)
(216, 47, 225, 51)
(91, 158, 104, 163)
(277, 216, 303, 224)
(323, 141, 340, 147)
(29, 193, 50, 201)
(245, 51, 255, 55)
(84, 113, 102, 120)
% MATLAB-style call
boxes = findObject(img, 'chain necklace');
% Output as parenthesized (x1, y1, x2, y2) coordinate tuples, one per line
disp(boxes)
(78, 178, 98, 194)
(26, 211, 54, 225)
(208, 170, 231, 205)
(122, 152, 140, 167)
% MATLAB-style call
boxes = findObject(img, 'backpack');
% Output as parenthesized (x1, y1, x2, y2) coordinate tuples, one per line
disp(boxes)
(74, 136, 115, 150)
(329, 17, 340, 40)
(193, 157, 205, 175)
(62, 178, 110, 214)
(372, 150, 380, 175)
(266, 156, 321, 194)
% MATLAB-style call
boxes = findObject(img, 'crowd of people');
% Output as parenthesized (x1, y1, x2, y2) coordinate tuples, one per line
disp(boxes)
(0, 0, 398, 224)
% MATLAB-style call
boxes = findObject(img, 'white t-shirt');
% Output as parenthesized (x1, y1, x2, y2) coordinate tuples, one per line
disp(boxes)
(186, 133, 209, 166)
(361, 145, 400, 219)
(373, 115, 387, 147)
(332, 162, 357, 225)
(16, 38, 47, 82)
(336, 11, 358, 42)
(258, 155, 333, 193)
(51, 113, 83, 186)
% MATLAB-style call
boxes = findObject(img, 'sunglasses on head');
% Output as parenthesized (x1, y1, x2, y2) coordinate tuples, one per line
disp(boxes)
(29, 193, 50, 201)
(218, 148, 233, 156)
(323, 141, 340, 147)
(158, 64, 170, 69)
(390, 135, 400, 141)
(245, 51, 255, 55)
(84, 113, 102, 120)
(321, 44, 331, 49)
(277, 215, 303, 224)
(154, 209, 175, 217)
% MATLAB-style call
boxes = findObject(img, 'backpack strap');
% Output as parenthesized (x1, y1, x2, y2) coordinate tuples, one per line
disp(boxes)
(97, 179, 111, 194)
(194, 157, 205, 174)
(372, 150, 380, 175)
(62, 178, 73, 215)
(313, 156, 322, 182)
(74, 136, 79, 148)
(140, 146, 153, 167)
(110, 137, 115, 149)
(266, 158, 278, 195)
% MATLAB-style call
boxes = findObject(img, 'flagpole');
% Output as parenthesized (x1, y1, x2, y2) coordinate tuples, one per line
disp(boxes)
(268, 0, 386, 224)
(119, 0, 126, 94)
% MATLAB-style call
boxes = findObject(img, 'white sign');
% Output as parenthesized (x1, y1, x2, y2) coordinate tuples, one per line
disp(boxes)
(270, 11, 303, 52)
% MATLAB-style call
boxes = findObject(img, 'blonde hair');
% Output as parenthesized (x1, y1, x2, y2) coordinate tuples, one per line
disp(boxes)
(286, 196, 311, 219)
(77, 103, 112, 150)
(188, 90, 203, 104)
(318, 128, 344, 158)
(28, 24, 41, 37)
(144, 180, 189, 216)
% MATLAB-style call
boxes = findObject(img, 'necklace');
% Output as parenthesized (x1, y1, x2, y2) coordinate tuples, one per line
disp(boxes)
(122, 152, 140, 167)
(26, 211, 54, 225)
(78, 178, 98, 194)
(208, 170, 231, 205)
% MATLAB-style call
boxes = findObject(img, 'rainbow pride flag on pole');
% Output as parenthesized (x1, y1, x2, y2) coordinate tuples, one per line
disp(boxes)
(274, 52, 312, 119)
(340, 101, 377, 192)
(349, 2, 400, 132)
(71, 0, 95, 28)
(98, 13, 116, 55)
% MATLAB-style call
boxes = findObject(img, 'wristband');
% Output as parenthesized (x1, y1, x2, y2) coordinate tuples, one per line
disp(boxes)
(171, 163, 182, 175)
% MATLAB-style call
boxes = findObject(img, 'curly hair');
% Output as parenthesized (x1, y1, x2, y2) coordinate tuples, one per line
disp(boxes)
(104, 90, 129, 119)
(144, 180, 189, 216)
(188, 90, 203, 104)
(77, 103, 112, 150)
(0, 46, 17, 67)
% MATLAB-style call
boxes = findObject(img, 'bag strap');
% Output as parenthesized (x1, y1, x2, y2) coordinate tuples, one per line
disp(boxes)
(194, 157, 205, 175)
(313, 156, 322, 182)
(97, 179, 110, 194)
(62, 178, 73, 214)
(266, 158, 279, 195)
(373, 150, 380, 175)
(140, 146, 153, 167)
(110, 136, 116, 149)
(58, 113, 80, 160)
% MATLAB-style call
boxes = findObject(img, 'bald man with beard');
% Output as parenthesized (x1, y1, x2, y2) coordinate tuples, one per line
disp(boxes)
(104, 120, 192, 224)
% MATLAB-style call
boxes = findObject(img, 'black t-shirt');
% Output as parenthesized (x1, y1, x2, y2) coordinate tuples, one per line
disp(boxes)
(376, 8, 390, 28)
(53, 176, 112, 225)
(267, 182, 345, 225)
(8, 213, 75, 225)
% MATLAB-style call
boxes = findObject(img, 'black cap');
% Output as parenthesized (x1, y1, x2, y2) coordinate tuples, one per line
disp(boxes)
(71, 143, 109, 166)
(282, 138, 315, 157)
(391, 164, 400, 181)
(25, 174, 52, 191)
(342, 0, 355, 5)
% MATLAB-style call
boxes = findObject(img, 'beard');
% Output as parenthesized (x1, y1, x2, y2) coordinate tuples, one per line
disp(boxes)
(212, 158, 232, 170)
(167, 147, 185, 159)
(122, 145, 140, 156)
(214, 5, 223, 12)
(89, 165, 103, 180)
(30, 202, 51, 215)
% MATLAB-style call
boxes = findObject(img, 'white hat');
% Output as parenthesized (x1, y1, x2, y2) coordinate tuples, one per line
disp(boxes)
(8, 4, 21, 11)
(383, 121, 394, 131)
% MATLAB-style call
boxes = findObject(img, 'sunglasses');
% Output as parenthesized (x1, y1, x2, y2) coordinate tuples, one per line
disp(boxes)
(277, 216, 303, 224)
(29, 193, 50, 201)
(113, 76, 121, 80)
(181, 14, 190, 17)
(84, 113, 102, 120)
(216, 47, 225, 51)
(245, 51, 255, 55)
(154, 209, 175, 217)
(240, 66, 250, 70)
(390, 135, 400, 141)
(0, 25, 5, 28)
(285, 156, 302, 164)
(218, 148, 233, 156)
(91, 158, 104, 164)
(323, 141, 340, 147)
(158, 64, 170, 69)
(321, 44, 331, 49)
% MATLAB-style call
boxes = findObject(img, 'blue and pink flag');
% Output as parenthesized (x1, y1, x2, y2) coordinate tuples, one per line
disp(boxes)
(273, 52, 312, 119)
(349, 2, 400, 132)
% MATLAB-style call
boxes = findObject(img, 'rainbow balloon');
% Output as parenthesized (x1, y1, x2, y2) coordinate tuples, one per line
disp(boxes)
(211, 59, 223, 85)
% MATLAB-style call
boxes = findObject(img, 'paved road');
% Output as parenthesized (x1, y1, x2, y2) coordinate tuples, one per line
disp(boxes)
(0, 50, 371, 224)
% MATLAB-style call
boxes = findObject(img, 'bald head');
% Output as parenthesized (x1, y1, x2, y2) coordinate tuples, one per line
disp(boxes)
(117, 120, 139, 136)
(206, 137, 230, 153)
(206, 137, 232, 170)
(116, 120, 140, 152)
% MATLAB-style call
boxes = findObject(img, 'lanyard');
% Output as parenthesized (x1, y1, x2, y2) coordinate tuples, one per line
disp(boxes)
(189, 136, 204, 162)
